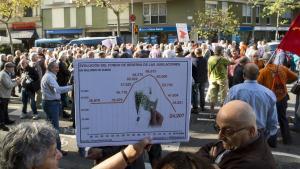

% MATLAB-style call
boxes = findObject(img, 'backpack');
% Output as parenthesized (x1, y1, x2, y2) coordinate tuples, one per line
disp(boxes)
(271, 66, 286, 100)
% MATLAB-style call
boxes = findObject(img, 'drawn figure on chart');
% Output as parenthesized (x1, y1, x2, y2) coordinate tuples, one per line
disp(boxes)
(134, 88, 163, 127)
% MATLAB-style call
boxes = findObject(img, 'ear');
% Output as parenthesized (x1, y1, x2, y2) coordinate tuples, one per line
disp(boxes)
(248, 126, 256, 137)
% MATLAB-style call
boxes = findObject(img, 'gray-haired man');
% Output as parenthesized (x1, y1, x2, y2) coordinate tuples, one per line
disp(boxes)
(0, 62, 21, 131)
(41, 60, 72, 155)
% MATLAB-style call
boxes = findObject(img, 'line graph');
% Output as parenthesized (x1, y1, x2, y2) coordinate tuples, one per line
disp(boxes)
(90, 74, 177, 112)
(74, 58, 192, 147)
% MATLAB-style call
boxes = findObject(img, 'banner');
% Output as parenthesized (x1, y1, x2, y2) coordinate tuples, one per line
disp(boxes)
(74, 58, 192, 147)
(176, 23, 190, 43)
(278, 13, 300, 56)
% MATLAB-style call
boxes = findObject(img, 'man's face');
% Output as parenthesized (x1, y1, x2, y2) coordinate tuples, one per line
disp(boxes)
(6, 67, 15, 73)
(231, 50, 238, 58)
(215, 116, 251, 150)
(21, 61, 28, 69)
(35, 144, 62, 169)
(51, 63, 59, 74)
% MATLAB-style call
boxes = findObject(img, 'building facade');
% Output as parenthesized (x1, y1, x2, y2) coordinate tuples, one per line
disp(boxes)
(41, 0, 299, 44)
(41, 0, 204, 44)
(42, 0, 132, 41)
(0, 6, 41, 49)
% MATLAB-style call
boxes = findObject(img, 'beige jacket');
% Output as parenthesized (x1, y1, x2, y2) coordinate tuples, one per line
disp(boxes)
(0, 70, 17, 98)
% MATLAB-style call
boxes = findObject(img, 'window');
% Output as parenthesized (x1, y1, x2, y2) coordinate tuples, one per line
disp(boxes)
(222, 2, 228, 11)
(24, 7, 33, 17)
(242, 4, 252, 24)
(52, 8, 64, 28)
(266, 16, 271, 25)
(143, 3, 166, 24)
(255, 6, 260, 24)
(85, 6, 92, 26)
(282, 10, 292, 24)
(206, 3, 217, 12)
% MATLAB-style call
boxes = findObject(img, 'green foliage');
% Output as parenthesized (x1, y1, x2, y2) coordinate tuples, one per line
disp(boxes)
(250, 0, 300, 18)
(0, 0, 39, 22)
(249, 0, 300, 40)
(0, 44, 24, 54)
(0, 0, 38, 54)
(193, 7, 239, 40)
(74, 0, 126, 36)
(75, 0, 125, 14)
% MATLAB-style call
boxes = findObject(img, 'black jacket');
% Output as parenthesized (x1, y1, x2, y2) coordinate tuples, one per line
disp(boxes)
(232, 64, 245, 86)
(197, 133, 276, 169)
(21, 66, 40, 92)
(57, 61, 71, 86)
(192, 57, 208, 83)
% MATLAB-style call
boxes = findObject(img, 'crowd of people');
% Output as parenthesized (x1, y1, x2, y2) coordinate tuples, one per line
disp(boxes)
(0, 39, 299, 169)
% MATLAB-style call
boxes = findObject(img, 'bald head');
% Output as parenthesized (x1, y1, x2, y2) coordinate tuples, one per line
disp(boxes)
(243, 63, 259, 80)
(216, 100, 258, 150)
(218, 100, 256, 129)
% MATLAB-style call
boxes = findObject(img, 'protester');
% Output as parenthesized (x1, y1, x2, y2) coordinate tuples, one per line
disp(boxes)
(239, 41, 247, 57)
(162, 43, 176, 58)
(0, 121, 62, 169)
(0, 62, 21, 131)
(206, 46, 232, 113)
(257, 52, 298, 144)
(41, 60, 72, 155)
(196, 100, 276, 169)
(201, 43, 211, 60)
(191, 48, 208, 113)
(149, 44, 162, 58)
(56, 51, 71, 118)
(19, 59, 40, 120)
(225, 63, 278, 147)
(231, 56, 250, 86)
(227, 48, 241, 88)
(0, 54, 7, 70)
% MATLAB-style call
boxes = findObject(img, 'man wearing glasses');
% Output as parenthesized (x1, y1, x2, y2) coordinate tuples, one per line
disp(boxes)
(196, 100, 276, 169)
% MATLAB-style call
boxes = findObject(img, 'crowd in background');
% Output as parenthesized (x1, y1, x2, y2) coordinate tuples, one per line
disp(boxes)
(0, 39, 300, 169)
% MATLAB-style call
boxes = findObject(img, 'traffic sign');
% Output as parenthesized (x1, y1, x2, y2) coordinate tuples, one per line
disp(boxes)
(130, 14, 136, 22)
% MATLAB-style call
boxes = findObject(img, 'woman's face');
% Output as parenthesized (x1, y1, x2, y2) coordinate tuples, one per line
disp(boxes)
(35, 144, 62, 169)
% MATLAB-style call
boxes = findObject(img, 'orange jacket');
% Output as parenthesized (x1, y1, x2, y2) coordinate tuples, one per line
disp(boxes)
(257, 64, 297, 101)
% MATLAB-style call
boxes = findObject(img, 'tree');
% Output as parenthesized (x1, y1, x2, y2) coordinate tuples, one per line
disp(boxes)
(249, 0, 300, 41)
(193, 7, 239, 41)
(75, 0, 127, 37)
(0, 0, 39, 54)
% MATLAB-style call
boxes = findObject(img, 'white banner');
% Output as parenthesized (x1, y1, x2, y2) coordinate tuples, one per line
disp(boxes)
(176, 23, 190, 43)
(74, 58, 192, 147)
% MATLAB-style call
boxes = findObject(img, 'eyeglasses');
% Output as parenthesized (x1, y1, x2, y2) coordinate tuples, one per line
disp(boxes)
(214, 124, 249, 137)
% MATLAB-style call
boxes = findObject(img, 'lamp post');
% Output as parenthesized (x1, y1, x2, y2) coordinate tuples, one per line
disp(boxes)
(131, 0, 134, 44)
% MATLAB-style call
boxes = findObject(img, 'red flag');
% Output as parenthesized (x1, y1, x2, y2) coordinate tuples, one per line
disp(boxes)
(278, 13, 300, 56)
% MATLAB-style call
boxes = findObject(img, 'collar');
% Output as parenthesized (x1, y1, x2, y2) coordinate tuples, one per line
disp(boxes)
(4, 70, 11, 75)
(48, 71, 57, 77)
(244, 80, 257, 83)
(232, 132, 262, 153)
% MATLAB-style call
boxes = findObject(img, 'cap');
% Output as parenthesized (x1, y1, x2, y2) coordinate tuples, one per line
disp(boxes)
(4, 62, 15, 68)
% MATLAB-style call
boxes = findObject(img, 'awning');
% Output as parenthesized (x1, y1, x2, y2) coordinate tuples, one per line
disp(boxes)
(11, 30, 36, 39)
(239, 26, 254, 31)
(0, 36, 22, 44)
(254, 26, 289, 31)
(46, 29, 83, 35)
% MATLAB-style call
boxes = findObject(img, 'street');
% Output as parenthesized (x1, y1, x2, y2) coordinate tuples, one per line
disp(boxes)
(1, 84, 300, 169)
